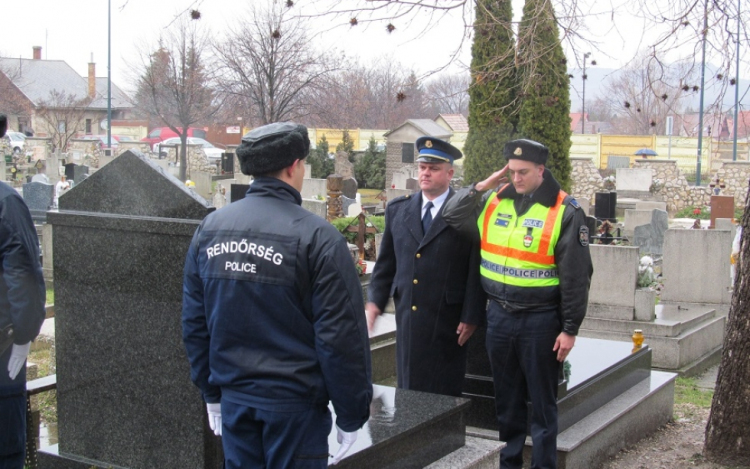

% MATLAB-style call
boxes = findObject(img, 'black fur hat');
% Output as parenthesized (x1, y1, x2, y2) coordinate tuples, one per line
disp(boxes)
(236, 122, 310, 176)
(503, 139, 549, 165)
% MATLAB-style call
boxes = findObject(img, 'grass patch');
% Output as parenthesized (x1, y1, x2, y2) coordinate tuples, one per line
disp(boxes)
(674, 376, 714, 421)
(28, 345, 57, 424)
(46, 288, 54, 305)
(359, 188, 383, 206)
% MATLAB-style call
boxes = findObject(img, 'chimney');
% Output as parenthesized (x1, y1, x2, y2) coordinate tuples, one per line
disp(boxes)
(88, 54, 96, 99)
(32, 46, 42, 60)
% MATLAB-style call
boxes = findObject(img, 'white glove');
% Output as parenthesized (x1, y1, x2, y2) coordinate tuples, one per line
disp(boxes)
(206, 403, 222, 436)
(329, 425, 357, 465)
(7, 342, 30, 381)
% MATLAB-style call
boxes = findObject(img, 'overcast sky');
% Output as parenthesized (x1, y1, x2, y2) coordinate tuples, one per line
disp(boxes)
(0, 0, 745, 103)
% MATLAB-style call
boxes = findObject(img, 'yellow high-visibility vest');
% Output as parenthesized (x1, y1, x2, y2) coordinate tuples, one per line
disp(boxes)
(477, 188, 567, 287)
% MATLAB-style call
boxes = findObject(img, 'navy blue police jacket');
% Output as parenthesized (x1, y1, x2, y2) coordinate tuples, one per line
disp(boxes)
(182, 177, 372, 432)
(0, 181, 46, 388)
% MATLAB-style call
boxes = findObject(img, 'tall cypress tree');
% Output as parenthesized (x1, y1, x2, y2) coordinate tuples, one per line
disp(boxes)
(463, 0, 518, 184)
(516, 0, 572, 191)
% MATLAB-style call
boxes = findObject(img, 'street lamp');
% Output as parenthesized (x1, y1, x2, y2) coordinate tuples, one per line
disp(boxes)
(581, 53, 592, 134)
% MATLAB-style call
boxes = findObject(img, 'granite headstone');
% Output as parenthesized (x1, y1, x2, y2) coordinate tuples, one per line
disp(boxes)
(22, 181, 55, 222)
(341, 177, 358, 200)
(231, 183, 251, 203)
(64, 163, 89, 186)
(632, 209, 668, 255)
(39, 150, 221, 469)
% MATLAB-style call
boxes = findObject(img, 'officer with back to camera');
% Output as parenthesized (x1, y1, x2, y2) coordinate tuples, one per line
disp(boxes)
(442, 139, 593, 469)
(0, 113, 47, 469)
(182, 122, 372, 468)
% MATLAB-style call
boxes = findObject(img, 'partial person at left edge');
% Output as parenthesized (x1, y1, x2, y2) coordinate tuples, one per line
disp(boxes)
(182, 122, 372, 468)
(0, 113, 47, 469)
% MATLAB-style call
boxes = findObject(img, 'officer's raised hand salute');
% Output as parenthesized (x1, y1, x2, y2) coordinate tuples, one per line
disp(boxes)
(442, 139, 593, 469)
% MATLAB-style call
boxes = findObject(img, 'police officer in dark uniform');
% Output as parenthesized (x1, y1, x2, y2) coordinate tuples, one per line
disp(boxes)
(367, 136, 485, 397)
(182, 122, 372, 468)
(0, 113, 47, 469)
(442, 139, 593, 469)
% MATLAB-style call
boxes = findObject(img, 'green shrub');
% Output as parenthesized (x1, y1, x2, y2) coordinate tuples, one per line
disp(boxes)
(331, 215, 385, 244)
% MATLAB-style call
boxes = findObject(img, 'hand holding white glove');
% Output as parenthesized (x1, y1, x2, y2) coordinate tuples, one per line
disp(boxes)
(7, 342, 30, 380)
(329, 425, 357, 465)
(206, 403, 222, 436)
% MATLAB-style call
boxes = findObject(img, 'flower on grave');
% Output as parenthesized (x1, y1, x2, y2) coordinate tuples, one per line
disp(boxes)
(637, 255, 655, 288)
(693, 207, 701, 215)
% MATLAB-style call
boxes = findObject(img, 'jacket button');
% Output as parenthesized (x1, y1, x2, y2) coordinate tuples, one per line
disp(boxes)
(412, 306, 417, 311)
(413, 279, 418, 284)
(416, 253, 421, 258)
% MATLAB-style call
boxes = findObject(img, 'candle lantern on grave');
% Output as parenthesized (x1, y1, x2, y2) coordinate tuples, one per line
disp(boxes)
(327, 174, 344, 221)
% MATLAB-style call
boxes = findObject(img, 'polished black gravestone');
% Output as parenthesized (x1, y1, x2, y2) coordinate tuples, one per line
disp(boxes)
(38, 150, 221, 469)
(64, 163, 88, 186)
(331, 385, 469, 468)
(230, 183, 250, 203)
(594, 191, 617, 223)
(463, 329, 651, 432)
(22, 181, 54, 222)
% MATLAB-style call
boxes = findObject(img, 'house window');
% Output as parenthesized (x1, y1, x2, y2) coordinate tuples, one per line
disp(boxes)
(58, 122, 66, 133)
(401, 143, 414, 163)
(85, 119, 92, 134)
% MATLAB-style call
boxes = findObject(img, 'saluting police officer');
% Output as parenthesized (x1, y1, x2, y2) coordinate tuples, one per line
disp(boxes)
(0, 113, 47, 469)
(367, 136, 485, 397)
(182, 122, 372, 468)
(442, 139, 593, 469)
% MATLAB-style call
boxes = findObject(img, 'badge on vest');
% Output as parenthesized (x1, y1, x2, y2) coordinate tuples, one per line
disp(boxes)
(522, 219, 544, 229)
(523, 227, 534, 247)
(495, 218, 510, 227)
(579, 226, 589, 247)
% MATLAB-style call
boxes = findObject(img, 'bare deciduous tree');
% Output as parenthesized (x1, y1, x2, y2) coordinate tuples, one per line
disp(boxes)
(214, 3, 338, 126)
(425, 73, 470, 116)
(600, 56, 695, 135)
(133, 16, 221, 181)
(35, 90, 92, 152)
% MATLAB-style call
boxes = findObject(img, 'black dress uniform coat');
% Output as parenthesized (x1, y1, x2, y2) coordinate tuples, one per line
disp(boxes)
(368, 188, 486, 396)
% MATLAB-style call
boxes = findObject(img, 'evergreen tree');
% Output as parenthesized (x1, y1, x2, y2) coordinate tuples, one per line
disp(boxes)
(308, 134, 334, 179)
(463, 0, 518, 184)
(516, 0, 572, 192)
(336, 130, 356, 162)
(354, 137, 386, 189)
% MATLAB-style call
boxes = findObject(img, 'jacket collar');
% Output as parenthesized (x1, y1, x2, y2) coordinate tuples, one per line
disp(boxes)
(497, 168, 561, 208)
(247, 176, 302, 206)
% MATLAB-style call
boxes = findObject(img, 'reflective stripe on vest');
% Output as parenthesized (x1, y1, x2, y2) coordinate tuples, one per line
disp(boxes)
(478, 188, 567, 286)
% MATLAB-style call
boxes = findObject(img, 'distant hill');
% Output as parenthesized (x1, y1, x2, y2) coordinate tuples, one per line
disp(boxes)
(568, 65, 749, 114)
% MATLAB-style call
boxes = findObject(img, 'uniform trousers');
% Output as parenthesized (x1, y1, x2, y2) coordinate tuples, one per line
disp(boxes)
(221, 399, 332, 469)
(485, 301, 561, 469)
(0, 384, 27, 469)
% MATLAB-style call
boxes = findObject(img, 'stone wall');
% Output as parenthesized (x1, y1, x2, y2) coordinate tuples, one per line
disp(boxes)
(162, 144, 217, 176)
(714, 161, 750, 210)
(116, 141, 152, 156)
(634, 160, 714, 213)
(66, 139, 102, 168)
(568, 156, 745, 214)
(385, 141, 416, 189)
(570, 157, 604, 201)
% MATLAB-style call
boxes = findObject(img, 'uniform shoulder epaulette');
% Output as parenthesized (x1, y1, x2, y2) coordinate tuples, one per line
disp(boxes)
(567, 197, 581, 209)
(388, 194, 410, 205)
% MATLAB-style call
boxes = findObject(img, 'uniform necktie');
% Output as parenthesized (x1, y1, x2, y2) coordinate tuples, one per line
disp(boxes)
(422, 201, 434, 234)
